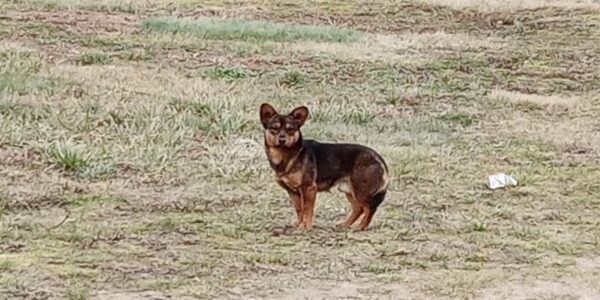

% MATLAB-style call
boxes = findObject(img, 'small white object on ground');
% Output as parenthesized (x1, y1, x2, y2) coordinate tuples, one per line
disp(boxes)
(487, 173, 518, 189)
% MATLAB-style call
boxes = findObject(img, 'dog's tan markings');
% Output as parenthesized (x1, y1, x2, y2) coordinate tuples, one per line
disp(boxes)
(279, 153, 304, 191)
(268, 147, 284, 165)
(286, 131, 300, 147)
(378, 169, 389, 193)
(335, 177, 352, 194)
(299, 183, 317, 229)
(288, 192, 303, 226)
(373, 153, 389, 193)
(336, 191, 363, 228)
(280, 170, 303, 190)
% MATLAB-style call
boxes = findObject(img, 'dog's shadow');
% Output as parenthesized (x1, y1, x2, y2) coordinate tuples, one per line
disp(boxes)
(269, 223, 376, 237)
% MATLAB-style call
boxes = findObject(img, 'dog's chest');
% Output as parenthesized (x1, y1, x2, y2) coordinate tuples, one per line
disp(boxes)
(267, 148, 284, 165)
(277, 170, 303, 191)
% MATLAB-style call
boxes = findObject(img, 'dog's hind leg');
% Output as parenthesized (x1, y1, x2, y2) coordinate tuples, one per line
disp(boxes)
(356, 190, 387, 230)
(350, 156, 388, 231)
(336, 192, 364, 228)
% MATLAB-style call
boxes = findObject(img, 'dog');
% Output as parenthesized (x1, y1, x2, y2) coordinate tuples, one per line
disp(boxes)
(259, 103, 389, 230)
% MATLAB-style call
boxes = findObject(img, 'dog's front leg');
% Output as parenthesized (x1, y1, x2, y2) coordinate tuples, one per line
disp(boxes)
(298, 183, 317, 230)
(278, 181, 304, 227)
(287, 191, 303, 227)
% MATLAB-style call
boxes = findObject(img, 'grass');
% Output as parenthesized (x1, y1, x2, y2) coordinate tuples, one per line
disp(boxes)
(46, 142, 91, 171)
(1, 1, 600, 300)
(0, 48, 59, 94)
(141, 17, 362, 42)
(75, 51, 110, 65)
(201, 66, 250, 80)
(64, 284, 89, 300)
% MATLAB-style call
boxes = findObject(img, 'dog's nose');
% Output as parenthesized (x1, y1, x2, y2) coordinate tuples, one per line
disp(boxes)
(278, 136, 286, 145)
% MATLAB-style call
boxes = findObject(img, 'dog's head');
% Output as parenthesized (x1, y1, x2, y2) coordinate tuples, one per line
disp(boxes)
(259, 103, 309, 148)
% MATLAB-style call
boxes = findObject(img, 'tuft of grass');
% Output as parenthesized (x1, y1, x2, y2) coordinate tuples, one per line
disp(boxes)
(244, 252, 290, 266)
(202, 66, 249, 80)
(0, 259, 14, 272)
(120, 49, 153, 62)
(278, 69, 307, 87)
(367, 263, 392, 274)
(141, 17, 361, 42)
(470, 222, 488, 233)
(64, 284, 89, 300)
(73, 161, 116, 181)
(439, 113, 474, 127)
(76, 51, 110, 65)
(0, 193, 7, 216)
(46, 143, 91, 171)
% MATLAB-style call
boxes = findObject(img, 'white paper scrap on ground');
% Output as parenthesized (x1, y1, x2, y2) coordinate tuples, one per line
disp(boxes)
(487, 173, 518, 189)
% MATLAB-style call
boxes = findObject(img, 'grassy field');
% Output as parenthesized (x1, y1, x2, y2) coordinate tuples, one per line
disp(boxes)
(1, 0, 600, 299)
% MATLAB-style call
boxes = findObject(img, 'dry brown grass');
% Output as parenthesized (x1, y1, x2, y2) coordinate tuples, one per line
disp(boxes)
(284, 32, 507, 63)
(490, 89, 579, 108)
(423, 0, 600, 11)
(2, 0, 600, 299)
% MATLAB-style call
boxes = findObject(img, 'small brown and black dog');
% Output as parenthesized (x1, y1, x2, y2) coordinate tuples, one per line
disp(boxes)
(259, 103, 389, 231)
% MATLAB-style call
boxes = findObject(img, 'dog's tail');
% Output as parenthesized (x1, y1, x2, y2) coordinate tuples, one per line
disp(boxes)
(369, 190, 387, 210)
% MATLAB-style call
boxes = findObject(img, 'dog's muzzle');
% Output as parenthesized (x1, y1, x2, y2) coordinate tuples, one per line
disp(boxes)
(277, 136, 287, 146)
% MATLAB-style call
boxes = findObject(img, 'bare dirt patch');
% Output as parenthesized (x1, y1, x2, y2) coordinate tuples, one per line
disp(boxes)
(575, 257, 600, 273)
(92, 290, 197, 300)
(423, 0, 600, 12)
(261, 280, 417, 300)
(0, 10, 139, 34)
(479, 279, 600, 300)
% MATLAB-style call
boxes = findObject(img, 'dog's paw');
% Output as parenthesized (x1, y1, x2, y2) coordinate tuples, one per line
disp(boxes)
(335, 220, 352, 228)
(298, 221, 313, 230)
(354, 224, 369, 231)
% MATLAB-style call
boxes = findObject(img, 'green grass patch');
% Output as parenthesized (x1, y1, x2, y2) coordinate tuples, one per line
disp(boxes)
(76, 51, 110, 65)
(46, 143, 91, 172)
(140, 17, 361, 42)
(64, 283, 89, 300)
(438, 113, 475, 127)
(278, 69, 307, 87)
(244, 252, 290, 266)
(0, 193, 7, 216)
(202, 66, 250, 80)
(74, 161, 116, 181)
(0, 258, 14, 272)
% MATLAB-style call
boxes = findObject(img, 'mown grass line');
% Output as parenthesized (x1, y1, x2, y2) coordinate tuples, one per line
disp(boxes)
(140, 16, 361, 42)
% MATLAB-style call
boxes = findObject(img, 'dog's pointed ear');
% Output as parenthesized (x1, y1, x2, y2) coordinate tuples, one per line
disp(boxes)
(260, 103, 278, 128)
(289, 106, 309, 127)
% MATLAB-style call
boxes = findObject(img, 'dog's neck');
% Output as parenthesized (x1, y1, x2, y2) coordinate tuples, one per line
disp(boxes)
(265, 136, 303, 173)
